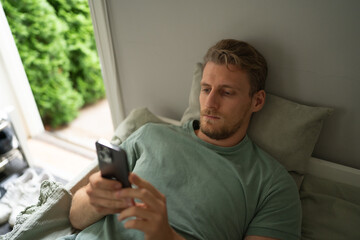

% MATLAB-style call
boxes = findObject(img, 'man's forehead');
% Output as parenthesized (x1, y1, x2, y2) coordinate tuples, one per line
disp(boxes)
(201, 68, 248, 90)
(200, 75, 249, 89)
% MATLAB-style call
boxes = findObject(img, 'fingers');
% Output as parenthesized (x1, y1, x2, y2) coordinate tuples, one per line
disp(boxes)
(89, 171, 122, 190)
(86, 183, 119, 201)
(115, 174, 166, 211)
(86, 171, 130, 213)
(118, 205, 153, 222)
(116, 174, 177, 239)
(119, 207, 155, 234)
(122, 218, 149, 234)
(118, 203, 168, 236)
(87, 172, 122, 201)
(86, 185, 131, 211)
(86, 172, 165, 219)
(129, 173, 166, 201)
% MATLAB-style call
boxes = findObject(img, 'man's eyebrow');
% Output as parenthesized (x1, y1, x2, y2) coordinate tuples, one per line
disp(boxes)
(200, 82, 211, 87)
(220, 84, 239, 90)
(201, 82, 240, 91)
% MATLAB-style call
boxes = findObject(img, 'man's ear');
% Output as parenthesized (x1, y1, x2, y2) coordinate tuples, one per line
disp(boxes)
(252, 90, 266, 113)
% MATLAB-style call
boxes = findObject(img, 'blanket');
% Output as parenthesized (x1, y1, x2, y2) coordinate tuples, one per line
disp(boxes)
(0, 180, 74, 240)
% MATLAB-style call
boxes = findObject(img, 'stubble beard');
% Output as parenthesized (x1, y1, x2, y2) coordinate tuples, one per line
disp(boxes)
(199, 109, 244, 140)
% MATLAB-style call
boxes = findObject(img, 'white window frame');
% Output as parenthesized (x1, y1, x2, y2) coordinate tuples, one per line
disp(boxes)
(1, 0, 123, 139)
(0, 3, 44, 138)
(88, 0, 125, 128)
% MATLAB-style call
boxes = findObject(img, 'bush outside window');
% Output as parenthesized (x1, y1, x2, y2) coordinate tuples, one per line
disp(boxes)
(1, 0, 105, 128)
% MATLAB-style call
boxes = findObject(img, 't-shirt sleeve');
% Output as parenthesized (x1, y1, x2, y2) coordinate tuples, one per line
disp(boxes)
(246, 167, 302, 240)
(119, 124, 147, 171)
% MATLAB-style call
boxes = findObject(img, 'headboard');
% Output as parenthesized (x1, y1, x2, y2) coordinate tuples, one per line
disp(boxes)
(88, 0, 360, 170)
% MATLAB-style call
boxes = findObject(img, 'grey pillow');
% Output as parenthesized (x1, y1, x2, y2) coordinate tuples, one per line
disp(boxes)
(248, 94, 333, 172)
(181, 62, 333, 173)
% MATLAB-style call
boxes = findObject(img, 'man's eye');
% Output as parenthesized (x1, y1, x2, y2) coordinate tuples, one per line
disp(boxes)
(201, 88, 210, 93)
(223, 91, 233, 96)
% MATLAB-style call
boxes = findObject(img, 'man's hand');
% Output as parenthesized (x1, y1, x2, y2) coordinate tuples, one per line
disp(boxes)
(118, 173, 184, 240)
(85, 171, 133, 215)
(69, 171, 132, 230)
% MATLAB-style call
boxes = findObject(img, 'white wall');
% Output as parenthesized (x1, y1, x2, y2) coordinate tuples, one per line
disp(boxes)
(97, 0, 360, 169)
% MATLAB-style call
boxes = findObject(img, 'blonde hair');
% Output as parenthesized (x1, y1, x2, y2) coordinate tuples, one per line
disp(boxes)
(203, 39, 267, 96)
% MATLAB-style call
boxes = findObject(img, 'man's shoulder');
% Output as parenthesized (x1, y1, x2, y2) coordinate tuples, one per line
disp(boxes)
(141, 122, 179, 131)
(247, 138, 281, 167)
(247, 137, 293, 184)
(137, 122, 186, 136)
(142, 119, 194, 131)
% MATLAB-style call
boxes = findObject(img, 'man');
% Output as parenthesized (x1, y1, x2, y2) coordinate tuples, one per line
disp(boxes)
(67, 39, 301, 240)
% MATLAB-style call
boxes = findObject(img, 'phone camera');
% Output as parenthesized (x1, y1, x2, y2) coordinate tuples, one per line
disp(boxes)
(99, 146, 112, 163)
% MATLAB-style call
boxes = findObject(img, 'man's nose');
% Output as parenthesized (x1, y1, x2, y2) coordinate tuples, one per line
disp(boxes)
(205, 90, 219, 109)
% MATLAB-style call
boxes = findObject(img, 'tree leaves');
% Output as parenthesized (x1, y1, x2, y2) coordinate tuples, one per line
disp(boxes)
(1, 0, 104, 128)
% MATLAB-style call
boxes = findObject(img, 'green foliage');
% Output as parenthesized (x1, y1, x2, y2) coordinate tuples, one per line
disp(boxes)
(1, 0, 105, 128)
(47, 0, 105, 104)
(1, 0, 83, 128)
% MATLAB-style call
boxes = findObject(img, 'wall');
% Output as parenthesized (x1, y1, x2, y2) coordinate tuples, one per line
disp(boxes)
(102, 0, 360, 169)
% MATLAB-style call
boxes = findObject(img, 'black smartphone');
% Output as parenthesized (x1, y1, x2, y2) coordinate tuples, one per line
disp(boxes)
(95, 139, 131, 188)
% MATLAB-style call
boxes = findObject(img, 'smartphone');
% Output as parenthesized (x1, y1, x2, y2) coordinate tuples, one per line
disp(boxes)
(95, 139, 131, 188)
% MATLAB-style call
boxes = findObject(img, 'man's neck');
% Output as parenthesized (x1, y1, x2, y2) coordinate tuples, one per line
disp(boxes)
(194, 128, 247, 148)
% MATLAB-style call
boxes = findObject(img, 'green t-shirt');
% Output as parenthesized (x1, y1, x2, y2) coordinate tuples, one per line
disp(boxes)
(72, 121, 301, 240)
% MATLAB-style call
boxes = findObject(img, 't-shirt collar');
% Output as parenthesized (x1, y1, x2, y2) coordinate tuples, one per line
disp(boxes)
(189, 120, 250, 153)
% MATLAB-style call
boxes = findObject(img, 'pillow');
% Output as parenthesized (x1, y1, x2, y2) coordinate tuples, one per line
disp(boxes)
(300, 175, 360, 240)
(181, 63, 333, 173)
(111, 107, 167, 145)
(180, 62, 202, 124)
(247, 94, 333, 172)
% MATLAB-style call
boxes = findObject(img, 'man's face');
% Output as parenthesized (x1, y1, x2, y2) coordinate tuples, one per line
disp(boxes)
(198, 62, 258, 142)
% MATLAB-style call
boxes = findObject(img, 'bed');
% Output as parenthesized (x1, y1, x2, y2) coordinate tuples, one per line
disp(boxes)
(1, 63, 360, 240)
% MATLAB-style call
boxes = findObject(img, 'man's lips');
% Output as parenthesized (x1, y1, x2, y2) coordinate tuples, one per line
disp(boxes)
(201, 109, 221, 121)
(203, 114, 220, 120)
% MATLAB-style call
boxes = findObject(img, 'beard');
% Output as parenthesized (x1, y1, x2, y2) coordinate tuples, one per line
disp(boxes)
(199, 109, 245, 140)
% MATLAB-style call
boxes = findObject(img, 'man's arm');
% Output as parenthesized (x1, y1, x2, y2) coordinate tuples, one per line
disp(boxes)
(69, 171, 129, 230)
(245, 167, 301, 240)
(69, 171, 185, 240)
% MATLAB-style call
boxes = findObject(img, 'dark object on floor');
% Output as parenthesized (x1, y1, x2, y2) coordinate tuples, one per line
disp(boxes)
(0, 127, 14, 155)
(0, 186, 6, 199)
